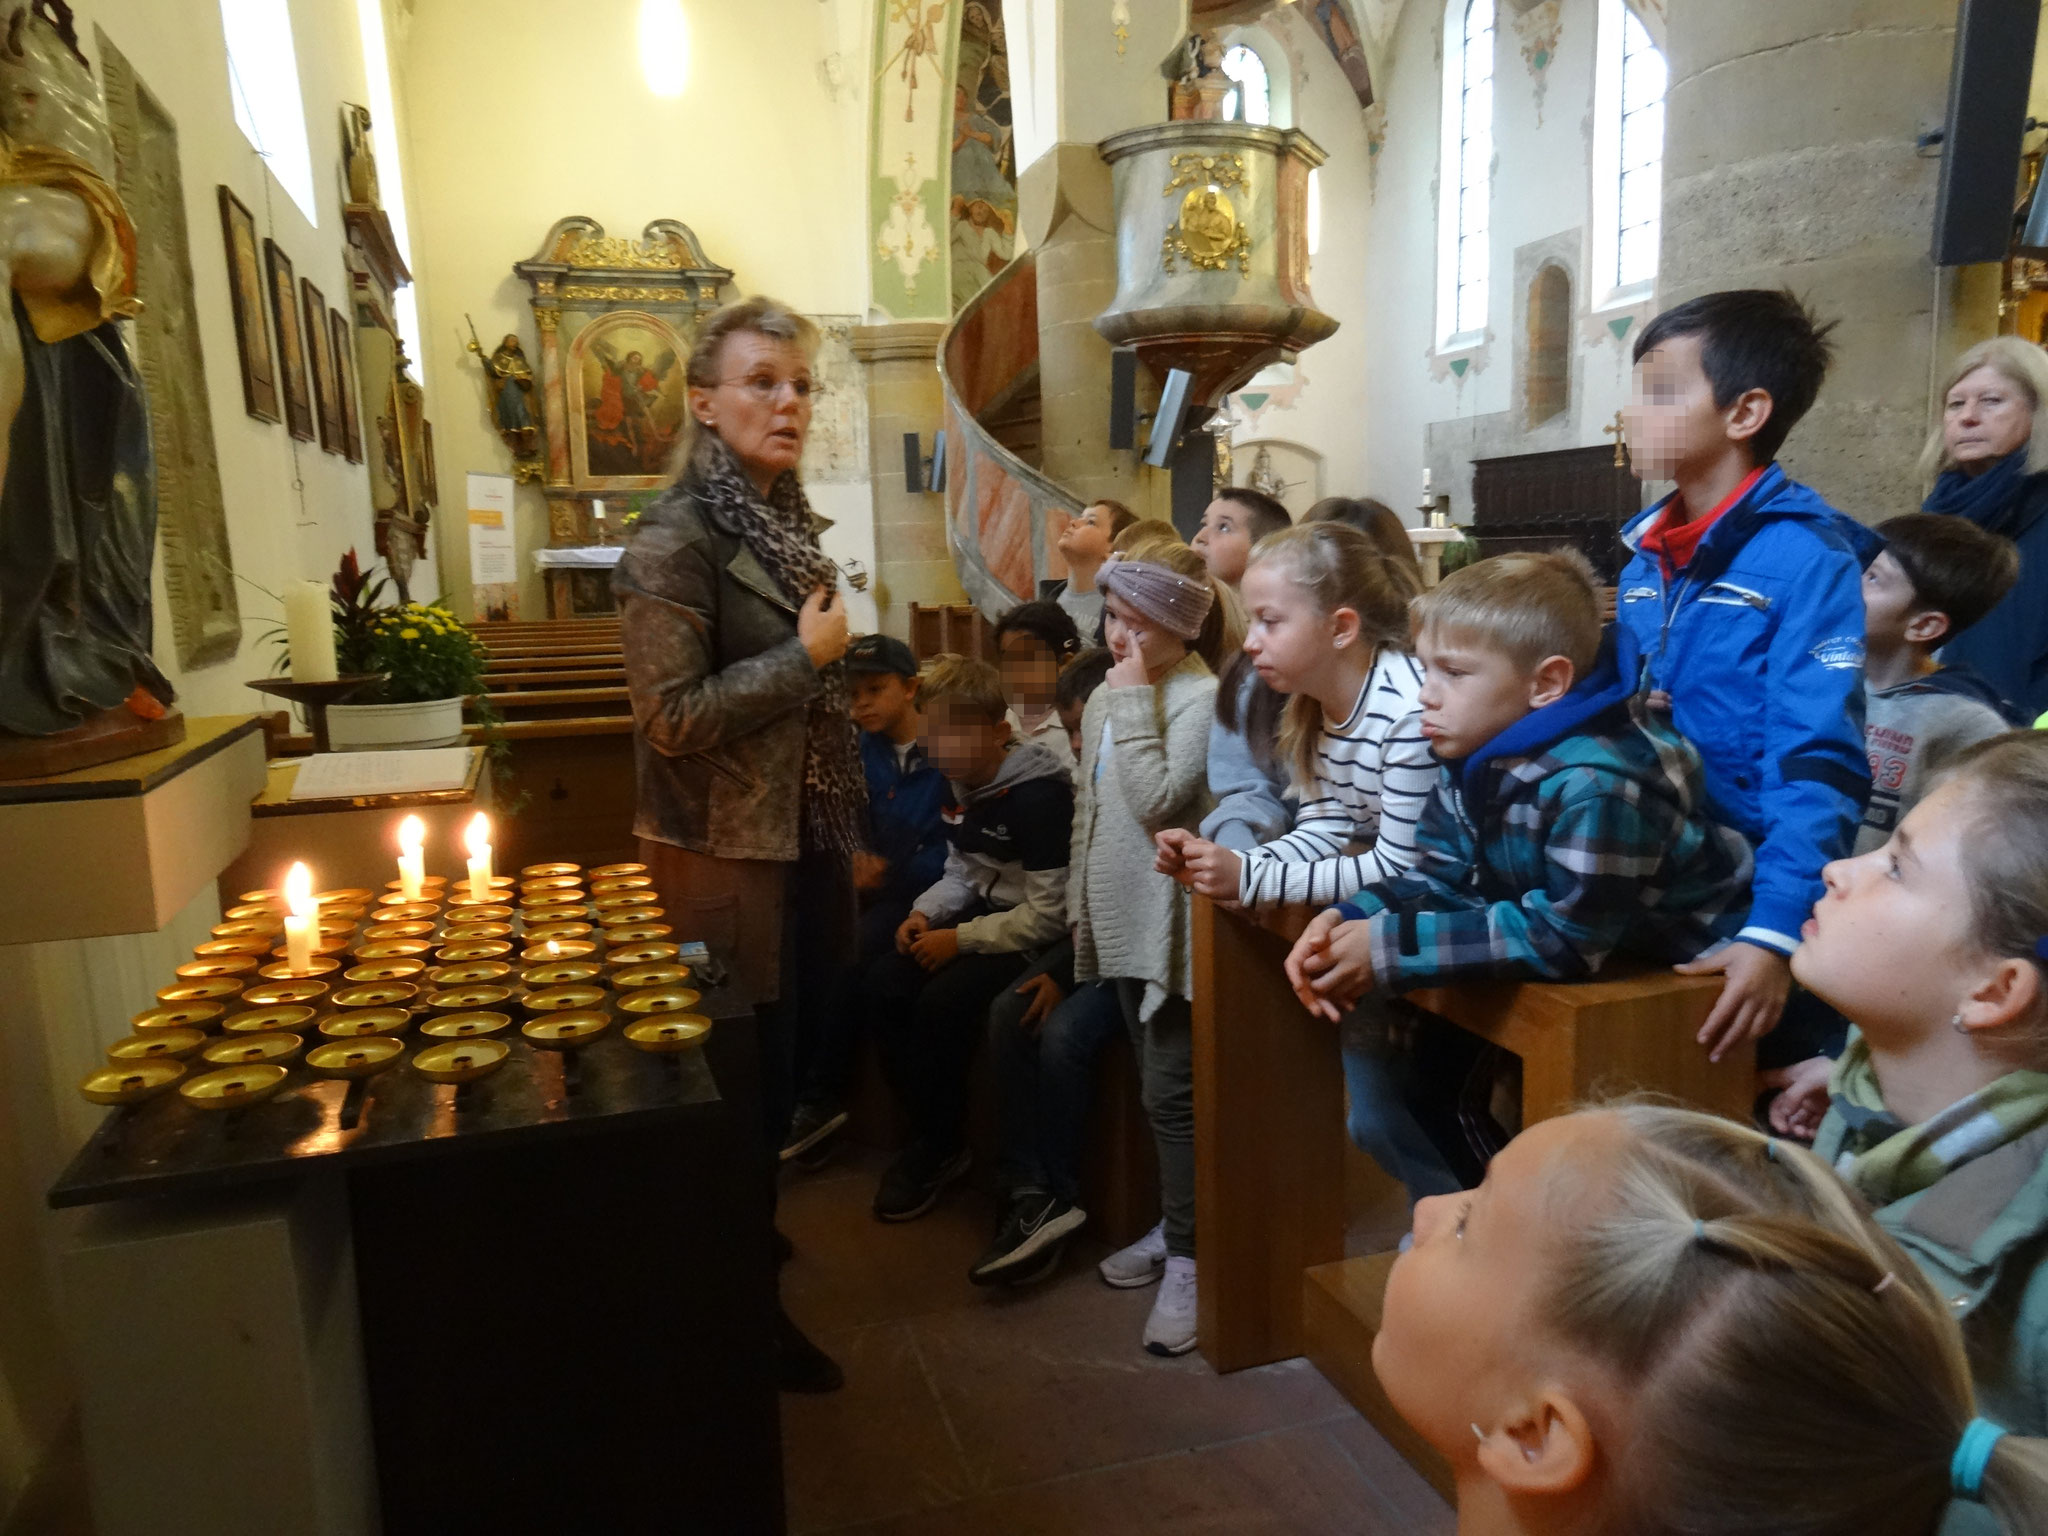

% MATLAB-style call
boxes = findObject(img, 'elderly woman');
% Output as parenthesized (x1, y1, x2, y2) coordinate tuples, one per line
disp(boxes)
(614, 295, 856, 1394)
(1921, 335, 2048, 720)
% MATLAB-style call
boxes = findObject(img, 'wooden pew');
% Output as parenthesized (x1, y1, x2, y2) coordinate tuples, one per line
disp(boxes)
(1191, 896, 1749, 1492)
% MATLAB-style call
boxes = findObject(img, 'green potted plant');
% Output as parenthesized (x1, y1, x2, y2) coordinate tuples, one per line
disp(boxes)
(322, 550, 492, 751)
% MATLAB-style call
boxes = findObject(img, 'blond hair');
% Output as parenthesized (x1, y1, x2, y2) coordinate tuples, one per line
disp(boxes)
(671, 295, 820, 475)
(1414, 550, 1602, 678)
(1932, 731, 2048, 1064)
(1111, 518, 1184, 561)
(1920, 335, 2048, 482)
(918, 652, 1008, 722)
(1244, 523, 1420, 789)
(1547, 1103, 2048, 1536)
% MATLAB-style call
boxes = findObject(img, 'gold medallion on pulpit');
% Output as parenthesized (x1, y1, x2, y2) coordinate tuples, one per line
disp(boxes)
(1160, 153, 1254, 276)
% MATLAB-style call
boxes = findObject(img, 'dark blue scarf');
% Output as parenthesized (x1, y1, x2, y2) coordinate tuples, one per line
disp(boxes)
(1921, 447, 2044, 540)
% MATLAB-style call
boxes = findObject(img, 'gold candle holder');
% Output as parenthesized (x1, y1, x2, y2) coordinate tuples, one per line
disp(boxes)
(520, 893, 589, 913)
(426, 961, 514, 986)
(258, 956, 342, 980)
(599, 908, 665, 928)
(447, 903, 514, 923)
(305, 1037, 405, 1078)
(618, 985, 703, 1016)
(194, 936, 274, 958)
(520, 862, 582, 879)
(330, 981, 420, 1011)
(589, 862, 648, 879)
(523, 1010, 610, 1048)
(318, 1008, 413, 1039)
(420, 1011, 513, 1040)
(236, 887, 284, 906)
(386, 874, 449, 892)
(605, 942, 679, 968)
(438, 940, 513, 962)
(157, 977, 245, 1006)
(412, 1038, 509, 1083)
(521, 939, 596, 964)
(270, 936, 351, 959)
(592, 892, 661, 911)
(107, 1028, 207, 1063)
(523, 921, 597, 942)
(315, 888, 376, 906)
(202, 1032, 304, 1067)
(176, 956, 260, 980)
(343, 959, 427, 984)
(519, 985, 607, 1013)
(522, 962, 602, 988)
(220, 1005, 318, 1035)
(179, 1063, 289, 1110)
(80, 1060, 186, 1105)
(375, 899, 441, 920)
(223, 901, 282, 921)
(354, 940, 432, 960)
(423, 984, 513, 1013)
(519, 875, 583, 895)
(441, 921, 513, 942)
(362, 920, 436, 941)
(612, 965, 690, 991)
(132, 1001, 225, 1033)
(624, 1016, 711, 1052)
(588, 876, 653, 894)
(242, 979, 330, 1008)
(601, 923, 672, 943)
(212, 916, 283, 939)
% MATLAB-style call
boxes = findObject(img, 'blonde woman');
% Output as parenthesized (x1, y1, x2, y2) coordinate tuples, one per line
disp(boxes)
(1921, 335, 2048, 720)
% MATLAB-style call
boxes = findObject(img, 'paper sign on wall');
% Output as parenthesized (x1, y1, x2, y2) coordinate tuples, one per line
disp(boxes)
(466, 472, 517, 586)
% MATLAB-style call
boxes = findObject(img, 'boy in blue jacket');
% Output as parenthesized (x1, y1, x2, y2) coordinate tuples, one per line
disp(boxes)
(785, 633, 949, 1163)
(1614, 290, 1871, 1064)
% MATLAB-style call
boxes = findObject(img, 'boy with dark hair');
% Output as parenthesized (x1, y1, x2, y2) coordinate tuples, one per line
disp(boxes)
(868, 654, 1073, 1221)
(994, 599, 1082, 772)
(1193, 487, 1292, 587)
(1854, 512, 2021, 853)
(1055, 647, 1114, 757)
(784, 633, 951, 1163)
(1613, 288, 1871, 1065)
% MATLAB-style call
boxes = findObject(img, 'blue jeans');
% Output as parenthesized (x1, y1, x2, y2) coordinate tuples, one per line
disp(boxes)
(990, 947, 1123, 1205)
(1340, 1001, 1464, 1208)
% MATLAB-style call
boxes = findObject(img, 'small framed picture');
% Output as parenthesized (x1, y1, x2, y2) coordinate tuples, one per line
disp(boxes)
(302, 277, 343, 454)
(217, 187, 278, 423)
(331, 307, 363, 463)
(264, 238, 314, 441)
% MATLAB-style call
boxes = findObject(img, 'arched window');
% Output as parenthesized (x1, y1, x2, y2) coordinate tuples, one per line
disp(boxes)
(1437, 0, 1496, 344)
(1221, 43, 1271, 126)
(218, 0, 318, 225)
(1592, 0, 1665, 301)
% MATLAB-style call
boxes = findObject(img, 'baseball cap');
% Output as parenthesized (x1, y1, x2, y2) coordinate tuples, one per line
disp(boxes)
(844, 633, 919, 677)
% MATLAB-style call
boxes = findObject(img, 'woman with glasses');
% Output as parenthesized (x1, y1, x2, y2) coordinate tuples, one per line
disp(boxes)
(614, 295, 854, 1394)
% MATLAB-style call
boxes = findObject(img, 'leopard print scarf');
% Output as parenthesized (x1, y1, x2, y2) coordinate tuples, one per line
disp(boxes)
(689, 436, 866, 856)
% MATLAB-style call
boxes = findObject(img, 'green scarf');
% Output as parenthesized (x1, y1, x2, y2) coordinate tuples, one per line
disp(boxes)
(1827, 1032, 2048, 1206)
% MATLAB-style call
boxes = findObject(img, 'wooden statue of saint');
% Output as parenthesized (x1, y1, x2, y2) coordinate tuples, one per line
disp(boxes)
(467, 319, 540, 472)
(0, 0, 174, 768)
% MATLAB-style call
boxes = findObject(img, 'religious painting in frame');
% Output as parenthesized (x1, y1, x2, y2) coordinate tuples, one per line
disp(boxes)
(331, 307, 363, 462)
(264, 238, 314, 440)
(217, 186, 277, 423)
(566, 310, 689, 490)
(302, 277, 343, 454)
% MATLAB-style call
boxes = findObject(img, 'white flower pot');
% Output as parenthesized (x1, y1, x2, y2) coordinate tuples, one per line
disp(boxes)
(326, 696, 466, 751)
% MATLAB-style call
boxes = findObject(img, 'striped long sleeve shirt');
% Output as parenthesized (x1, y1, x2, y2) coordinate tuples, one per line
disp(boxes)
(1236, 650, 1435, 908)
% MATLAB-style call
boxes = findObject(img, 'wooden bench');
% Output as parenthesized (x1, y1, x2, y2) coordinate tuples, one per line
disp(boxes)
(1191, 896, 1749, 1490)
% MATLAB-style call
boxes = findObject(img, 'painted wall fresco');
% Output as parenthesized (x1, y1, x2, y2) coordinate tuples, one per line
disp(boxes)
(949, 2, 1015, 313)
(870, 0, 961, 319)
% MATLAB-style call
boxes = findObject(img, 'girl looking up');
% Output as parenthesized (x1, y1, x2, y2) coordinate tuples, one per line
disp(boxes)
(1070, 543, 1227, 1359)
(1793, 729, 2048, 1445)
(1375, 1102, 2048, 1536)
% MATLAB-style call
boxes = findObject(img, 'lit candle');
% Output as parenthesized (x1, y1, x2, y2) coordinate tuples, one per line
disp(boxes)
(283, 580, 337, 683)
(396, 815, 426, 901)
(464, 813, 493, 903)
(282, 863, 318, 976)
(545, 938, 562, 959)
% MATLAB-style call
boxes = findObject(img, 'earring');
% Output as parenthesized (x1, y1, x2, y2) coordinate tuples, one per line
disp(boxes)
(1471, 1423, 1487, 1444)
(1952, 1011, 1968, 1035)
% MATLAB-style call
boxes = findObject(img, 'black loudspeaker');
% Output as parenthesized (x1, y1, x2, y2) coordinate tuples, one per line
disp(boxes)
(902, 431, 926, 492)
(1108, 347, 1139, 450)
(1932, 0, 2041, 266)
(1145, 368, 1194, 468)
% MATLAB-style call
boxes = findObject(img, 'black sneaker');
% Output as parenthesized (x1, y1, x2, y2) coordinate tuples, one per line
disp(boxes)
(969, 1190, 1087, 1286)
(781, 1100, 849, 1164)
(872, 1143, 971, 1222)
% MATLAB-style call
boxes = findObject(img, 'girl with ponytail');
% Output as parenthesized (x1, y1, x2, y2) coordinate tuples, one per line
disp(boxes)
(1373, 1102, 2048, 1536)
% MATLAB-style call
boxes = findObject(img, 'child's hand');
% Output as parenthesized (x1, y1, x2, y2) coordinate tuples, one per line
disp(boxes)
(1014, 972, 1065, 1030)
(1106, 650, 1151, 689)
(1154, 828, 1195, 878)
(896, 910, 931, 954)
(1285, 909, 1343, 1017)
(1646, 688, 1673, 714)
(1181, 840, 1242, 902)
(908, 925, 961, 972)
(1675, 941, 1791, 1062)
(1306, 921, 1377, 1020)
(1760, 1054, 1835, 1142)
(852, 851, 889, 892)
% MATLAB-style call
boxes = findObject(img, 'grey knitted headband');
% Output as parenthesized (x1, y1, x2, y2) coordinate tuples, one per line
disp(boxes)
(1097, 554, 1214, 641)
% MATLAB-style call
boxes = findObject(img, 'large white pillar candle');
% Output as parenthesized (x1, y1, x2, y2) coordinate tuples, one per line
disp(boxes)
(283, 581, 337, 683)
(396, 815, 426, 902)
(463, 813, 493, 903)
(282, 862, 318, 975)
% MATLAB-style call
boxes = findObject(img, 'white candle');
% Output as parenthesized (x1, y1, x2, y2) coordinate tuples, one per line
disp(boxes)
(1422, 467, 1433, 497)
(463, 813, 493, 903)
(283, 862, 317, 975)
(397, 815, 426, 902)
(592, 499, 606, 522)
(283, 580, 337, 683)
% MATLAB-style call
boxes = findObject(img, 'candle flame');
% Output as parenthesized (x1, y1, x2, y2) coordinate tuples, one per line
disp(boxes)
(545, 938, 562, 958)
(399, 814, 425, 856)
(464, 813, 491, 858)
(284, 862, 316, 918)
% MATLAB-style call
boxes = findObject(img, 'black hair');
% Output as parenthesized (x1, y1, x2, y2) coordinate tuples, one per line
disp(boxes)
(1056, 647, 1115, 712)
(1215, 651, 1287, 771)
(1633, 289, 1838, 464)
(1214, 486, 1293, 543)
(994, 599, 1082, 660)
(1875, 513, 2021, 641)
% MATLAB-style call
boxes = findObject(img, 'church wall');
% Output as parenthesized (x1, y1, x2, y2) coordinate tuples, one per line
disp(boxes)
(400, 0, 881, 628)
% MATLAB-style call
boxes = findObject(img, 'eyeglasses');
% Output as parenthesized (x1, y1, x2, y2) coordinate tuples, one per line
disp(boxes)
(715, 374, 823, 403)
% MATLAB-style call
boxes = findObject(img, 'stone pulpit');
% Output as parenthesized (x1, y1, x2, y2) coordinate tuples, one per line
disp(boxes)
(1093, 122, 1337, 408)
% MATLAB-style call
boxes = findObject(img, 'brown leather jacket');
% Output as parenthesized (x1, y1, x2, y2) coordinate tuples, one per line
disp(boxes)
(614, 485, 826, 862)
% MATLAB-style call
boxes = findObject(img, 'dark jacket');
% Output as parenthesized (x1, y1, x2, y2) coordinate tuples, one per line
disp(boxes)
(913, 741, 1073, 955)
(614, 482, 826, 862)
(1333, 627, 1753, 988)
(861, 731, 949, 904)
(1615, 462, 1870, 955)
(1936, 468, 2048, 723)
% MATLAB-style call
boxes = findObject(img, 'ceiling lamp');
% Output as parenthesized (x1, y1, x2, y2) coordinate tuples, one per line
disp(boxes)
(639, 0, 690, 99)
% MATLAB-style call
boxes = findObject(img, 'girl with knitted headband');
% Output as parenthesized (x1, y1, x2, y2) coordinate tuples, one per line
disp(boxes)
(1374, 1102, 2048, 1536)
(1069, 542, 1231, 1355)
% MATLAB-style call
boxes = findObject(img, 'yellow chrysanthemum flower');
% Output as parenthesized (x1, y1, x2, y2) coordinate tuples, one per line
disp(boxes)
(399, 627, 420, 640)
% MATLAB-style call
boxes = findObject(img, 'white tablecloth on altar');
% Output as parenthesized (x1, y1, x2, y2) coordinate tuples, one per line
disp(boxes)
(533, 545, 626, 569)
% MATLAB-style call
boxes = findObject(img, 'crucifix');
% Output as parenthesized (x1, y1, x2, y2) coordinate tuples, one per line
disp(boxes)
(1603, 410, 1629, 468)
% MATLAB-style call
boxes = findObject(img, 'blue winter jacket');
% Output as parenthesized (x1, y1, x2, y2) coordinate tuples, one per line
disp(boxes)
(859, 731, 949, 905)
(1615, 463, 1870, 955)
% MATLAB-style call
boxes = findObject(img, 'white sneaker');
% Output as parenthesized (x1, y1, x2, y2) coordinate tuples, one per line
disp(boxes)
(1098, 1220, 1169, 1289)
(1142, 1256, 1199, 1356)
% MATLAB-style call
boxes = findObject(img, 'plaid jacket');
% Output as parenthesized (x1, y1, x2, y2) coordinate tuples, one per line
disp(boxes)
(1333, 629, 1754, 991)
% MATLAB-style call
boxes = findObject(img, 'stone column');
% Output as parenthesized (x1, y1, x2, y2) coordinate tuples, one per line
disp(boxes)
(1658, 2, 1999, 523)
(853, 323, 967, 637)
